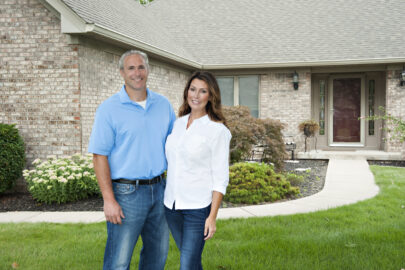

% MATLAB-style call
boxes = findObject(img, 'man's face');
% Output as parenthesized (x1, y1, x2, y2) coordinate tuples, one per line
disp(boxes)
(120, 54, 148, 92)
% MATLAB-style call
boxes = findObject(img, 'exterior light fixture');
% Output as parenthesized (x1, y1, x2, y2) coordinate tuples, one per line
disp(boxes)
(401, 67, 405, 86)
(293, 71, 299, 90)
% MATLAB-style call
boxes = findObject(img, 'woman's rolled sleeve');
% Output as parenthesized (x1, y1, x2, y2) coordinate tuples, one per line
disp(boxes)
(210, 127, 232, 195)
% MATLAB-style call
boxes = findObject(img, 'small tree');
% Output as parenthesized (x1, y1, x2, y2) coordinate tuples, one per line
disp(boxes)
(223, 106, 287, 170)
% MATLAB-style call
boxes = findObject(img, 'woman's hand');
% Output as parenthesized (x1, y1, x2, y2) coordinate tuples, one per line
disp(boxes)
(204, 216, 217, 240)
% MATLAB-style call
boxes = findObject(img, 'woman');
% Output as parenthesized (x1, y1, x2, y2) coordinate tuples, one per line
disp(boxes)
(164, 71, 232, 270)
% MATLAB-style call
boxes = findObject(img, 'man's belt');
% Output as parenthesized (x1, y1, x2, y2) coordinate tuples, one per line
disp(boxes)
(112, 173, 164, 185)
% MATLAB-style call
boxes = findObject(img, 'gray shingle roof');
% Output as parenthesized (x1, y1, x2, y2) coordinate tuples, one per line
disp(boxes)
(62, 0, 197, 62)
(60, 0, 405, 67)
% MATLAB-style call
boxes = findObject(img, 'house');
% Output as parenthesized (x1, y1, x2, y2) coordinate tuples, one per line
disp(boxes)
(1, 0, 404, 171)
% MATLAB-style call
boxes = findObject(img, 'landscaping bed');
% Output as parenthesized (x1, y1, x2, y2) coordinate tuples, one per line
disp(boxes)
(0, 159, 329, 212)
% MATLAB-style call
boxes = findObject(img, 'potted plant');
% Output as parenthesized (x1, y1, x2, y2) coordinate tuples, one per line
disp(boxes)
(298, 120, 320, 151)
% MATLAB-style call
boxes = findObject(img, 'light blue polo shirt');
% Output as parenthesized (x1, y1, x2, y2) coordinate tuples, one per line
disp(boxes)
(88, 86, 176, 180)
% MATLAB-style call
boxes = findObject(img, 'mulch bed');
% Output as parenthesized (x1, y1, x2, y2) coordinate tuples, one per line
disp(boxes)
(0, 192, 104, 212)
(368, 160, 405, 167)
(0, 159, 355, 212)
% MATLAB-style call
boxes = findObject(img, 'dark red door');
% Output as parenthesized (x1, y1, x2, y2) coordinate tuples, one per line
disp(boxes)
(333, 78, 361, 142)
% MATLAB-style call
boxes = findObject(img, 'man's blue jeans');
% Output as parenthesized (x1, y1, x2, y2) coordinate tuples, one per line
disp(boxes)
(103, 180, 169, 270)
(165, 204, 211, 270)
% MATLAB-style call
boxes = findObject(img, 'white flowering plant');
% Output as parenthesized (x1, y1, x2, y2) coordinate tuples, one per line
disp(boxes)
(23, 153, 100, 204)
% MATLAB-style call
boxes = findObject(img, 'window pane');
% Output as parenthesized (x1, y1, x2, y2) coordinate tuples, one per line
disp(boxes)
(319, 80, 325, 135)
(217, 77, 234, 106)
(239, 76, 259, 117)
(368, 80, 375, 135)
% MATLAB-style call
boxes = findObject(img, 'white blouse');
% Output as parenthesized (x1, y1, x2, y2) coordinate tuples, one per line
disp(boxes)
(164, 114, 232, 210)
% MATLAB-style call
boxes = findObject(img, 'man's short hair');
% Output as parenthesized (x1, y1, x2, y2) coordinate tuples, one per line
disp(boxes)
(119, 50, 149, 71)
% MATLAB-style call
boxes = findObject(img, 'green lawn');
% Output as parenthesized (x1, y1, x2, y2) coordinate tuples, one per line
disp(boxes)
(1, 165, 404, 270)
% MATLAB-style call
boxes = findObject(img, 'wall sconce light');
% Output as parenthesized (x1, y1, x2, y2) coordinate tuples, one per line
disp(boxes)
(400, 67, 405, 86)
(293, 71, 299, 90)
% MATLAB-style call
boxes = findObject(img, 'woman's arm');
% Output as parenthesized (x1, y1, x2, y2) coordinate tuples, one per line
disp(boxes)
(205, 126, 232, 240)
(204, 191, 223, 240)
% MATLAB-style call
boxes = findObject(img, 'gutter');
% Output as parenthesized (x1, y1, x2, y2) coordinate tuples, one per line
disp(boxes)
(202, 58, 405, 70)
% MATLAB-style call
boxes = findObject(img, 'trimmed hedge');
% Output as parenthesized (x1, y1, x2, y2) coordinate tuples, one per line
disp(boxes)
(224, 162, 300, 204)
(0, 123, 26, 193)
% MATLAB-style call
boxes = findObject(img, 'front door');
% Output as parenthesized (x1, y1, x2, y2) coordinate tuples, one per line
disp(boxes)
(328, 75, 365, 146)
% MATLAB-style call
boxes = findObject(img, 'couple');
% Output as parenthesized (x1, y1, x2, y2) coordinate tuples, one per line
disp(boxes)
(88, 50, 231, 270)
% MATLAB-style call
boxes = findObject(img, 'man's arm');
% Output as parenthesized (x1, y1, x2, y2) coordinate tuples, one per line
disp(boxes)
(93, 154, 125, 224)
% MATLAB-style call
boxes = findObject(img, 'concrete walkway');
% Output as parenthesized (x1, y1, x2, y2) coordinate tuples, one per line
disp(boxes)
(0, 158, 379, 223)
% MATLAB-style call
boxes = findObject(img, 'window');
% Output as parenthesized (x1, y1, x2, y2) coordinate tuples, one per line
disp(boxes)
(217, 75, 259, 117)
(319, 80, 326, 135)
(368, 80, 375, 135)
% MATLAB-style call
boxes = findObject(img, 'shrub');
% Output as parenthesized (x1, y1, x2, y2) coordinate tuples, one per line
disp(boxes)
(224, 162, 300, 204)
(0, 123, 26, 194)
(223, 106, 287, 170)
(23, 154, 100, 204)
(285, 172, 305, 187)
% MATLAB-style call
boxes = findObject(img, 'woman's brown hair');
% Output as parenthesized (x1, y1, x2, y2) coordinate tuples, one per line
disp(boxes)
(178, 71, 227, 126)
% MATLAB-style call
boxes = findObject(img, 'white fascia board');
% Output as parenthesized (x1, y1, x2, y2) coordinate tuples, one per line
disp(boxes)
(90, 24, 201, 69)
(43, 0, 89, 33)
(203, 58, 405, 70)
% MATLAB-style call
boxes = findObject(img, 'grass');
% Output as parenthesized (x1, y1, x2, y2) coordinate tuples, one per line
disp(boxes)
(1, 165, 405, 269)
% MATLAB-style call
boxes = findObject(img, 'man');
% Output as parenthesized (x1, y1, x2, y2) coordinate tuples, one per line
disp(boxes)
(88, 50, 176, 270)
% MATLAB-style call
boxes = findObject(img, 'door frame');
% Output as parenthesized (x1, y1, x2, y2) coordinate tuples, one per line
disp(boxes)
(328, 74, 366, 147)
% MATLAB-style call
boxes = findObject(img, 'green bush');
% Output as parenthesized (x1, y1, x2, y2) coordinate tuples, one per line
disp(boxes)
(223, 106, 287, 170)
(285, 172, 305, 187)
(0, 123, 26, 193)
(224, 162, 300, 204)
(23, 154, 100, 204)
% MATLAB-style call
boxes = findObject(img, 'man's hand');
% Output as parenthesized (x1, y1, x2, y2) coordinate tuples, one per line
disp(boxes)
(93, 154, 125, 225)
(103, 199, 125, 224)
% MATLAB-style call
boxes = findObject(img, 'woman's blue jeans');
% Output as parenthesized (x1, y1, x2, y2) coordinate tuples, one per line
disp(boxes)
(165, 204, 211, 270)
(103, 180, 169, 270)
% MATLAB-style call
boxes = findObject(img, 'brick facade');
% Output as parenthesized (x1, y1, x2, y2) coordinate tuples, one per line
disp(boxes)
(385, 68, 405, 153)
(0, 0, 80, 164)
(260, 70, 312, 151)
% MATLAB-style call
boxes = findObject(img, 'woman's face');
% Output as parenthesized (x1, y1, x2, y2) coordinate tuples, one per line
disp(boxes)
(187, 78, 210, 114)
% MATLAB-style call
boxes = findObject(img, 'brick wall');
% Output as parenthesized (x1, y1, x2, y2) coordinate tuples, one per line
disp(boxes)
(260, 70, 312, 151)
(0, 0, 80, 167)
(385, 69, 405, 153)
